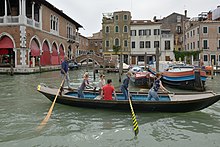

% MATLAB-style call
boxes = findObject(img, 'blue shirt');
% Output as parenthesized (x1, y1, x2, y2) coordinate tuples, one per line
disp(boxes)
(153, 79, 160, 92)
(61, 60, 69, 74)
(121, 76, 130, 90)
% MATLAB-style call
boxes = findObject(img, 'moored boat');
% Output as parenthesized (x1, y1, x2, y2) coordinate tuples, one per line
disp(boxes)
(130, 71, 155, 88)
(148, 62, 207, 91)
(37, 84, 220, 113)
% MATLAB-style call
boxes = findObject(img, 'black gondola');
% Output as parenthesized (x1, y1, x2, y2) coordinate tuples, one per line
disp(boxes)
(37, 84, 220, 113)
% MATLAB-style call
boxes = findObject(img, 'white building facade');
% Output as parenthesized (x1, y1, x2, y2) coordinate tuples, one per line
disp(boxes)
(130, 20, 174, 65)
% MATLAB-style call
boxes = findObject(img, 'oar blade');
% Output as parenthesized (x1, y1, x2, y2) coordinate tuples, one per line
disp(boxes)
(128, 94, 139, 136)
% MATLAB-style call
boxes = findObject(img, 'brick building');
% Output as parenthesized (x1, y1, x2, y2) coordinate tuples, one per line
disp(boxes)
(0, 0, 82, 69)
(88, 30, 102, 55)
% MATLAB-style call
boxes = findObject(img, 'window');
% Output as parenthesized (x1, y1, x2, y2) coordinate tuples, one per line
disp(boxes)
(165, 41, 170, 50)
(115, 26, 119, 33)
(145, 41, 151, 48)
(203, 40, 208, 49)
(154, 29, 160, 35)
(105, 40, 109, 47)
(115, 38, 120, 46)
(193, 30, 195, 36)
(197, 28, 200, 34)
(193, 42, 195, 49)
(124, 25, 128, 33)
(218, 40, 220, 49)
(203, 27, 208, 34)
(115, 15, 118, 21)
(218, 27, 220, 34)
(139, 29, 151, 36)
(138, 56, 144, 62)
(130, 30, 136, 36)
(124, 14, 128, 20)
(51, 15, 59, 32)
(176, 26, 181, 34)
(106, 26, 109, 33)
(124, 40, 128, 47)
(146, 29, 151, 35)
(50, 15, 53, 29)
(203, 55, 208, 61)
(140, 41, 144, 48)
(197, 41, 200, 48)
(132, 41, 135, 48)
(139, 30, 143, 36)
(154, 41, 159, 48)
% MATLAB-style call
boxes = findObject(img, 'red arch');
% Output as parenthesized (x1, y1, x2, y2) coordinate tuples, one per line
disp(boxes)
(30, 39, 40, 56)
(41, 41, 51, 66)
(51, 43, 59, 65)
(0, 36, 14, 55)
(59, 45, 65, 64)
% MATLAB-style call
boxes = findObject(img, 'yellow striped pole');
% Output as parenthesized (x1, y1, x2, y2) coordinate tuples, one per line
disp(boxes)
(128, 93, 139, 136)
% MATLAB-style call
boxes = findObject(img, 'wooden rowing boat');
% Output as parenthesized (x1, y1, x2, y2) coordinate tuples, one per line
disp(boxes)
(37, 84, 220, 113)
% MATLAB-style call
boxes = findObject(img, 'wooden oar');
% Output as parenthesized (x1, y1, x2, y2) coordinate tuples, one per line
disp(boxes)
(128, 91, 139, 136)
(37, 74, 66, 131)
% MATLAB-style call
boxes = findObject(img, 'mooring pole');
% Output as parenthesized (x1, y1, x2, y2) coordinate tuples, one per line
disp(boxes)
(93, 53, 96, 80)
(119, 52, 123, 82)
(156, 47, 160, 72)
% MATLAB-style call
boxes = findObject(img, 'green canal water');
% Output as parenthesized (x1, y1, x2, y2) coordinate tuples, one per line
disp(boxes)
(0, 69, 220, 147)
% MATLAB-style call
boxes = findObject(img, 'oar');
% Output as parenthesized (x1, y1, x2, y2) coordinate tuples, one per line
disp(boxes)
(37, 74, 66, 131)
(128, 91, 139, 136)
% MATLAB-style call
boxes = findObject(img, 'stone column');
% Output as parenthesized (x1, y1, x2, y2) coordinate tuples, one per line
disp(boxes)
(32, 2, 35, 27)
(32, 2, 35, 21)
(4, 0, 7, 23)
(23, 0, 26, 17)
(39, 5, 42, 29)
(4, 0, 7, 17)
(19, 0, 22, 16)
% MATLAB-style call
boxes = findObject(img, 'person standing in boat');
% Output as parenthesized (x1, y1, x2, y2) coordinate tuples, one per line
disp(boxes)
(120, 71, 132, 100)
(60, 56, 72, 95)
(98, 74, 106, 92)
(77, 72, 90, 98)
(147, 72, 170, 101)
(101, 79, 117, 100)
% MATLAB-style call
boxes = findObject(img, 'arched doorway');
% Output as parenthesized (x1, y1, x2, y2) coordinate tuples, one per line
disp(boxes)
(59, 44, 65, 64)
(51, 43, 59, 65)
(0, 36, 15, 67)
(30, 38, 40, 67)
(41, 41, 51, 66)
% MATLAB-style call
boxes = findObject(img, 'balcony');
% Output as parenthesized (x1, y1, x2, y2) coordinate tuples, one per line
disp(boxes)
(0, 16, 19, 24)
(67, 34, 76, 43)
(0, 16, 40, 28)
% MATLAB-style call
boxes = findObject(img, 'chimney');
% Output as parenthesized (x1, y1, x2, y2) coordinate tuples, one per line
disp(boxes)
(207, 11, 212, 20)
(184, 10, 187, 17)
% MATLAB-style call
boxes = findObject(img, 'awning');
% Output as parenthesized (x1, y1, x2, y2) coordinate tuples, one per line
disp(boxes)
(0, 36, 14, 49)
(30, 40, 40, 56)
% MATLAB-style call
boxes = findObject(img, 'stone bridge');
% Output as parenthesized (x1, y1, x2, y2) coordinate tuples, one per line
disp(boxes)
(75, 54, 117, 67)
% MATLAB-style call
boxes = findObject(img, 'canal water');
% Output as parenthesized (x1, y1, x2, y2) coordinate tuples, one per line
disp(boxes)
(0, 68, 220, 147)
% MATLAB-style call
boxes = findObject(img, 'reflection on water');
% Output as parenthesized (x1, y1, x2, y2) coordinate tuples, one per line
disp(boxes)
(0, 69, 220, 146)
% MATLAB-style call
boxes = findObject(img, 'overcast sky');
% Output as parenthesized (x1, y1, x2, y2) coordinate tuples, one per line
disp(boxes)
(50, 0, 219, 37)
